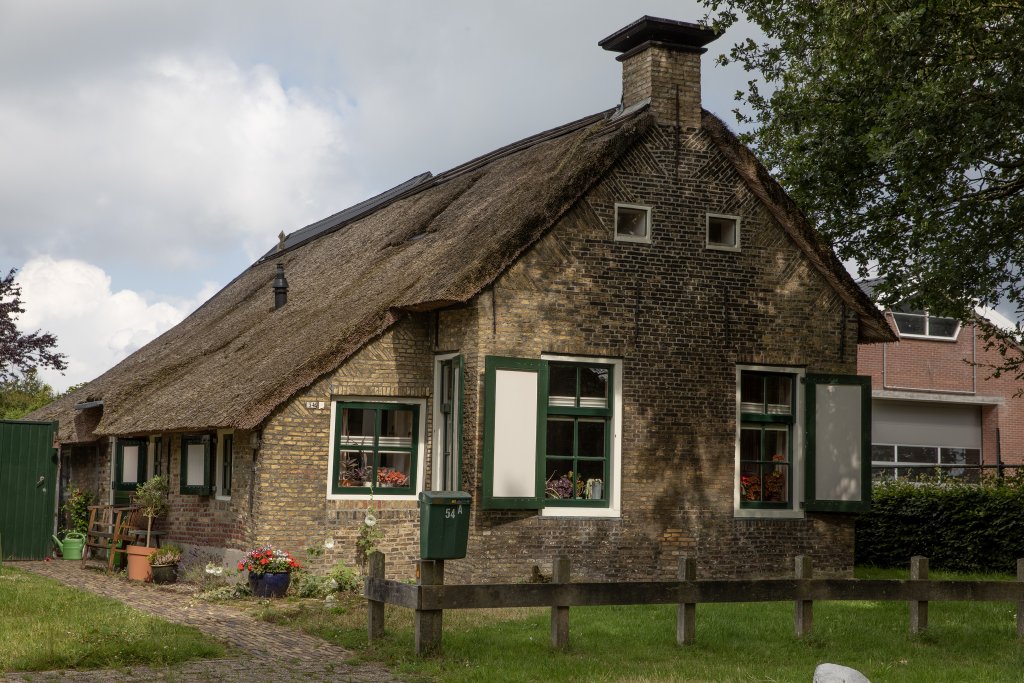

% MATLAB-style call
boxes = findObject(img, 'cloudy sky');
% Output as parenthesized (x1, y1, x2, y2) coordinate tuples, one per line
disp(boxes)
(1, 1, 761, 391)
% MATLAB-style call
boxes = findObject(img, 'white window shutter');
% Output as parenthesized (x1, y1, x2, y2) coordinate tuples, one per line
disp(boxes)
(804, 375, 872, 512)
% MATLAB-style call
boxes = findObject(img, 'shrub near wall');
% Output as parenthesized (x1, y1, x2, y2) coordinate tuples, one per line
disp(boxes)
(855, 476, 1024, 573)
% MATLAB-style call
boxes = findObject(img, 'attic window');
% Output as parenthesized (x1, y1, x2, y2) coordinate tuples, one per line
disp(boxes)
(891, 305, 960, 340)
(614, 203, 652, 244)
(707, 213, 740, 251)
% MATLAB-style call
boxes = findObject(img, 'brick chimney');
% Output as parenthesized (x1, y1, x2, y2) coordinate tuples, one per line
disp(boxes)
(599, 16, 720, 131)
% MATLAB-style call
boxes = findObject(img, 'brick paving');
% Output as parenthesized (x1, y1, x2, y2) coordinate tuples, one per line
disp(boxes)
(7, 560, 407, 682)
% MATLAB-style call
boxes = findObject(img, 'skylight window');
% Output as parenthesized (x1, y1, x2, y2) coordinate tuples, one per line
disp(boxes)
(891, 305, 960, 340)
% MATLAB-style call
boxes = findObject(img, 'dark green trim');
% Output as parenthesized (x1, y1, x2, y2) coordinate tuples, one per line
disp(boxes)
(332, 402, 419, 495)
(436, 355, 464, 491)
(482, 356, 545, 509)
(738, 372, 794, 510)
(114, 438, 148, 492)
(804, 374, 872, 513)
(221, 433, 233, 496)
(180, 434, 212, 495)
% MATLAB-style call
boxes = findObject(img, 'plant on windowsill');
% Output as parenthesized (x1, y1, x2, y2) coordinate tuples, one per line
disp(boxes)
(340, 455, 369, 487)
(127, 475, 169, 581)
(585, 478, 604, 500)
(545, 471, 582, 499)
(377, 468, 408, 487)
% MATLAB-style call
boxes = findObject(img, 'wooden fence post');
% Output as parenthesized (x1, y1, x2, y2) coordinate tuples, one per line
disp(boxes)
(794, 555, 813, 638)
(551, 555, 571, 649)
(367, 551, 385, 643)
(415, 559, 444, 656)
(677, 555, 697, 645)
(909, 556, 928, 634)
(1017, 558, 1023, 640)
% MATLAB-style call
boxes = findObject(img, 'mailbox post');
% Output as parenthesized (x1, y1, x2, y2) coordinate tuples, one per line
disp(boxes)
(418, 491, 471, 560)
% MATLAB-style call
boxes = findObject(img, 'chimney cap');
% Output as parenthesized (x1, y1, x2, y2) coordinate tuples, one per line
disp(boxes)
(599, 16, 719, 55)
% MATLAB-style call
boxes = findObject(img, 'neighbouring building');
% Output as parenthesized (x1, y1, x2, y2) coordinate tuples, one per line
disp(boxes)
(33, 17, 895, 582)
(857, 282, 1024, 481)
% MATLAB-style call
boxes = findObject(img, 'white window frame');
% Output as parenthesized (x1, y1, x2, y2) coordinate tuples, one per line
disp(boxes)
(326, 396, 427, 502)
(734, 365, 805, 519)
(539, 354, 622, 519)
(613, 203, 653, 244)
(432, 353, 462, 491)
(890, 309, 960, 341)
(214, 429, 233, 501)
(706, 213, 741, 252)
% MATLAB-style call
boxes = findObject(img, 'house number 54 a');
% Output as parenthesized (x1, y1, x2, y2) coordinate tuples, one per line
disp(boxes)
(445, 506, 463, 519)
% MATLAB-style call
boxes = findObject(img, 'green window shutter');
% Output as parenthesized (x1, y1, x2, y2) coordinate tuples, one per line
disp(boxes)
(180, 434, 213, 495)
(804, 374, 872, 512)
(115, 438, 148, 492)
(482, 356, 546, 509)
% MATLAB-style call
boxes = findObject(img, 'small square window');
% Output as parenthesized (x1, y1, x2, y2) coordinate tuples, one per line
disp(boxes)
(707, 213, 740, 251)
(614, 204, 652, 243)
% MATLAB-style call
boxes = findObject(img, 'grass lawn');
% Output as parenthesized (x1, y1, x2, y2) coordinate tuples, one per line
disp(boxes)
(256, 567, 1024, 683)
(0, 565, 226, 673)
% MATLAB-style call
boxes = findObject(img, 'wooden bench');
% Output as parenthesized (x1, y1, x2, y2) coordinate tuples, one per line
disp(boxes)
(81, 505, 140, 572)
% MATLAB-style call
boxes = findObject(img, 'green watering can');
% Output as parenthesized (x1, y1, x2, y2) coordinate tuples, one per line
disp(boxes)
(52, 532, 86, 560)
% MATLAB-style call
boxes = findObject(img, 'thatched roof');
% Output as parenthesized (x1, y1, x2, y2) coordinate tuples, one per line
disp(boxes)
(33, 104, 893, 443)
(33, 107, 654, 441)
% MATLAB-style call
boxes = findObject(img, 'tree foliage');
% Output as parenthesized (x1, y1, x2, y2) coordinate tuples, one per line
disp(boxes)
(0, 370, 58, 419)
(0, 268, 67, 383)
(705, 0, 1024, 372)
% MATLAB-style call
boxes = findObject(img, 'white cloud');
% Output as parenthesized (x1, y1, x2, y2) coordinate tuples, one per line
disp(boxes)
(0, 52, 355, 277)
(16, 256, 216, 392)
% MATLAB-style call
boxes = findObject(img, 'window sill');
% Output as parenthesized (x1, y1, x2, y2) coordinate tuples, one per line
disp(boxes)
(733, 507, 804, 520)
(328, 492, 420, 502)
(540, 506, 620, 519)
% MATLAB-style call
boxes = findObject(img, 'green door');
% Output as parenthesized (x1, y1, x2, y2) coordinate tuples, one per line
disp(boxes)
(0, 420, 58, 560)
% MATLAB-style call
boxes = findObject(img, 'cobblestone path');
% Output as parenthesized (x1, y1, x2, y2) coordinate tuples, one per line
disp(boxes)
(7, 560, 406, 683)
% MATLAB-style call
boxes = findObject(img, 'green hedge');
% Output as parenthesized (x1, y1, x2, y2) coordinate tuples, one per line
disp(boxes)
(855, 476, 1024, 573)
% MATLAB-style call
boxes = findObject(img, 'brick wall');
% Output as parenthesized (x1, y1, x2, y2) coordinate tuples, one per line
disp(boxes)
(246, 122, 864, 583)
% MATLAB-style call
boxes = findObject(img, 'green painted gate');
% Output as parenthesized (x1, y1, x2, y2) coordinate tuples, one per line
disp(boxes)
(0, 420, 59, 560)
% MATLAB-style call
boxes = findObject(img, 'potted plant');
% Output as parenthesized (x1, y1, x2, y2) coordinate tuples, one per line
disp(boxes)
(148, 544, 182, 584)
(126, 475, 169, 581)
(237, 545, 301, 597)
(585, 478, 604, 500)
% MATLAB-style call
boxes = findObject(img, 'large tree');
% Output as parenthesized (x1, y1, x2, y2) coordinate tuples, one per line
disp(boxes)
(0, 268, 67, 382)
(705, 0, 1023, 368)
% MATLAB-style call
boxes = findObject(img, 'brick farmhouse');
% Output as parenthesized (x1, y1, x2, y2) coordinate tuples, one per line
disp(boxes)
(33, 17, 895, 581)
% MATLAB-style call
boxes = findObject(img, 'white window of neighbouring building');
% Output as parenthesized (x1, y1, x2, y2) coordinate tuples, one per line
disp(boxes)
(329, 399, 426, 500)
(482, 354, 622, 518)
(891, 305, 960, 340)
(614, 203, 652, 243)
(871, 400, 982, 481)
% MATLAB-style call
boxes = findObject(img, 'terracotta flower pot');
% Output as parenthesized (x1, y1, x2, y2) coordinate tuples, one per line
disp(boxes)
(126, 545, 157, 581)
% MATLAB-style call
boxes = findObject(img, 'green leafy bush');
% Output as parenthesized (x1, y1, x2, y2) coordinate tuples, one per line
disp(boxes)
(329, 561, 362, 593)
(856, 475, 1024, 572)
(62, 487, 93, 534)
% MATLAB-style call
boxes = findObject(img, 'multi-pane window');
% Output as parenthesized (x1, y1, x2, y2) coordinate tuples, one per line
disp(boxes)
(891, 305, 959, 339)
(739, 372, 794, 508)
(871, 444, 981, 482)
(544, 363, 611, 506)
(333, 402, 418, 495)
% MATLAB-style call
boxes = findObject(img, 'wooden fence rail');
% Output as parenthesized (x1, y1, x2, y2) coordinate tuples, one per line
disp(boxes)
(364, 553, 1024, 655)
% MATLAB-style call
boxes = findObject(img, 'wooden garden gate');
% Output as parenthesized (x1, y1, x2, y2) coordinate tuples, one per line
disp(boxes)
(0, 419, 59, 560)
